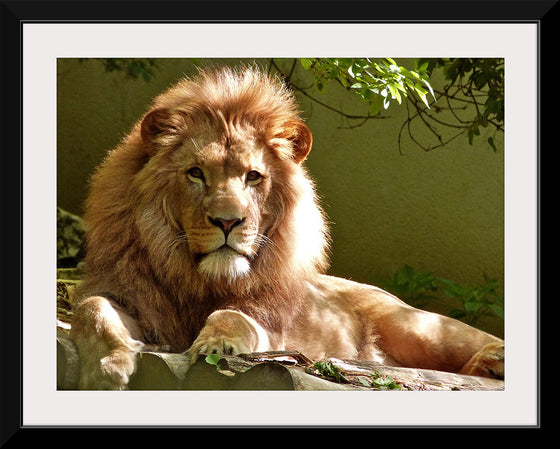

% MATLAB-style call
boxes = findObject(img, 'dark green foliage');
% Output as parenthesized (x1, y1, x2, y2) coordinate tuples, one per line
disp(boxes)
(312, 360, 349, 383)
(358, 370, 402, 390)
(438, 274, 504, 326)
(375, 265, 504, 329)
(374, 264, 439, 309)
(418, 58, 504, 150)
(79, 58, 159, 82)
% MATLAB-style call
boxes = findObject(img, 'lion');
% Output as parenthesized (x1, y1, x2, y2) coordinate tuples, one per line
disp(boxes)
(70, 65, 504, 390)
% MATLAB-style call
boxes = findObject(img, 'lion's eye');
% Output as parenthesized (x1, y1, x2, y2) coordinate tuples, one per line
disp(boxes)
(187, 167, 205, 182)
(246, 170, 262, 185)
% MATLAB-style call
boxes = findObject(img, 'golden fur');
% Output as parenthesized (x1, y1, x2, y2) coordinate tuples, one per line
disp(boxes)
(70, 66, 504, 389)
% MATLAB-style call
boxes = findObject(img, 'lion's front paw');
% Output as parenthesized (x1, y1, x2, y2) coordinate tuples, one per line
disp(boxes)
(460, 341, 504, 379)
(186, 333, 253, 364)
(185, 309, 271, 363)
(80, 349, 138, 390)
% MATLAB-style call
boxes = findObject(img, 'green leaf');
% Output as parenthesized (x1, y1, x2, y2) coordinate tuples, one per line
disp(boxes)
(205, 353, 222, 370)
(368, 97, 382, 116)
(395, 82, 407, 93)
(300, 58, 314, 70)
(361, 89, 373, 100)
(369, 371, 401, 390)
(474, 72, 487, 90)
(464, 302, 483, 313)
(417, 62, 429, 72)
(489, 304, 505, 318)
(422, 79, 436, 101)
(414, 82, 428, 96)
(417, 91, 429, 108)
(358, 376, 372, 387)
(387, 84, 398, 101)
(328, 68, 339, 79)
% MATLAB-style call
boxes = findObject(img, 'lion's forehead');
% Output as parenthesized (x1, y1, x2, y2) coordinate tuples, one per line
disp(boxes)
(180, 133, 269, 176)
(187, 121, 262, 154)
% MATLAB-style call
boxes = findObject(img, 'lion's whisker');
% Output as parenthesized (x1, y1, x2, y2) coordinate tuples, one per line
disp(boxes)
(255, 232, 276, 251)
(170, 231, 189, 251)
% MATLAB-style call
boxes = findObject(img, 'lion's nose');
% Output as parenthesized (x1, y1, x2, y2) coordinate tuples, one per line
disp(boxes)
(208, 216, 245, 236)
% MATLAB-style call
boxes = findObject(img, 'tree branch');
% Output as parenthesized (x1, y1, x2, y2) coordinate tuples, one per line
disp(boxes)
(269, 58, 503, 153)
(270, 59, 390, 123)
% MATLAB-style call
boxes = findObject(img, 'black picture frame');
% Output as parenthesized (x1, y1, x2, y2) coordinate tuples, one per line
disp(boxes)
(2, 0, 553, 443)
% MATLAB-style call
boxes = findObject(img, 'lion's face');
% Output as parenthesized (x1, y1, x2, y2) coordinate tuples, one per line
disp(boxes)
(172, 124, 275, 281)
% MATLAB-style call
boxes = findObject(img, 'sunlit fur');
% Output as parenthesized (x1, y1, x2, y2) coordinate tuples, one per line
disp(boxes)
(78, 66, 329, 351)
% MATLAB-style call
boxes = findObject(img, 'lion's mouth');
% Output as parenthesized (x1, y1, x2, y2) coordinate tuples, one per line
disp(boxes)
(195, 245, 252, 262)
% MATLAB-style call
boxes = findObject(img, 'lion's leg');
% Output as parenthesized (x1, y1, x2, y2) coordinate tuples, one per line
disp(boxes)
(186, 309, 272, 363)
(70, 296, 144, 390)
(364, 296, 504, 378)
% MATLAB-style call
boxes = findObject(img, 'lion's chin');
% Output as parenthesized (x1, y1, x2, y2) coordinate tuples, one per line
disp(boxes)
(197, 247, 251, 281)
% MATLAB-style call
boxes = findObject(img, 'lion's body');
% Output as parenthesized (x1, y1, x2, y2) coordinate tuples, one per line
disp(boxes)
(70, 66, 503, 389)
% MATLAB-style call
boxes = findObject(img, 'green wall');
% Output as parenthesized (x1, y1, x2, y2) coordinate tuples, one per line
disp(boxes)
(57, 58, 504, 335)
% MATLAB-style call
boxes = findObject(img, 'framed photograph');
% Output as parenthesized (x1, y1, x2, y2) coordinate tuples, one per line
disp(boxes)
(2, 0, 549, 437)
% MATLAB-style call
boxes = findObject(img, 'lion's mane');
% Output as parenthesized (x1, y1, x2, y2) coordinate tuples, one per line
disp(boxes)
(78, 66, 330, 351)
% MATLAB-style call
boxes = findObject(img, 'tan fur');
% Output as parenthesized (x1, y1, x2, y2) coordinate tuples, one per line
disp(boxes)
(70, 66, 504, 389)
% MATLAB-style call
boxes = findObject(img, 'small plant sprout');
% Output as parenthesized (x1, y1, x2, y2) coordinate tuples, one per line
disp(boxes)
(205, 353, 222, 371)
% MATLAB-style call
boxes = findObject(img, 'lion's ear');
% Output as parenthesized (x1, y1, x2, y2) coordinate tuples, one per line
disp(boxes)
(140, 108, 188, 156)
(286, 120, 313, 164)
